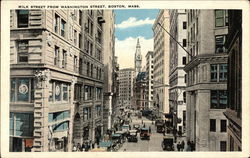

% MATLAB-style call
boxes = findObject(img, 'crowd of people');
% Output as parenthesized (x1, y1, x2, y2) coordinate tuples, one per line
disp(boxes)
(174, 140, 195, 152)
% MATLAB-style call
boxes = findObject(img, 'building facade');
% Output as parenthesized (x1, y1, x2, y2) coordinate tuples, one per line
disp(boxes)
(169, 9, 187, 133)
(145, 51, 154, 110)
(184, 10, 228, 151)
(134, 39, 142, 77)
(223, 10, 242, 151)
(9, 9, 112, 152)
(102, 10, 115, 133)
(134, 72, 147, 110)
(152, 10, 170, 118)
(118, 68, 135, 108)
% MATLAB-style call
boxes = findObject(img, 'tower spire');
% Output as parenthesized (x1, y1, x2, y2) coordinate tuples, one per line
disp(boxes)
(136, 38, 140, 48)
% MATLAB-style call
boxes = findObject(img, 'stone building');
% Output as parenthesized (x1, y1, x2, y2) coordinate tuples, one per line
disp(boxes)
(184, 10, 228, 151)
(145, 51, 154, 110)
(169, 9, 187, 133)
(102, 10, 115, 134)
(9, 9, 112, 152)
(223, 10, 242, 151)
(111, 56, 119, 127)
(134, 72, 148, 110)
(118, 68, 135, 108)
(152, 10, 170, 118)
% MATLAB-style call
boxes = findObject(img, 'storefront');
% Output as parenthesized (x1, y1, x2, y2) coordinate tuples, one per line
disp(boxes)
(9, 112, 34, 152)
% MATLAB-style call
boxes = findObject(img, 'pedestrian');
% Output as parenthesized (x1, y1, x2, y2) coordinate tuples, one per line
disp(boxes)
(143, 123, 146, 128)
(177, 142, 181, 151)
(141, 120, 143, 124)
(73, 144, 77, 152)
(149, 126, 151, 133)
(185, 141, 191, 151)
(173, 141, 177, 151)
(190, 141, 195, 151)
(81, 143, 85, 152)
(77, 143, 81, 151)
(181, 140, 185, 151)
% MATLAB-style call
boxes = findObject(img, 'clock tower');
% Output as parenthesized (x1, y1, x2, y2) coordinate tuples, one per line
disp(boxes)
(134, 38, 142, 77)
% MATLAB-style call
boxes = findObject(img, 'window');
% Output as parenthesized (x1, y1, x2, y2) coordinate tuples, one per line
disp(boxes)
(219, 64, 227, 81)
(183, 39, 187, 47)
(87, 62, 90, 76)
(17, 10, 29, 28)
(10, 78, 34, 102)
(79, 58, 83, 74)
(215, 10, 228, 27)
(183, 92, 186, 103)
(54, 14, 60, 33)
(62, 50, 67, 68)
(87, 18, 93, 36)
(61, 19, 66, 37)
(211, 64, 227, 82)
(74, 84, 82, 101)
(17, 40, 28, 63)
(83, 107, 91, 121)
(96, 49, 101, 61)
(49, 81, 69, 103)
(53, 122, 69, 132)
(220, 141, 227, 151)
(9, 113, 34, 137)
(96, 88, 102, 100)
(95, 105, 101, 117)
(48, 111, 69, 122)
(79, 33, 82, 49)
(211, 90, 227, 109)
(74, 30, 77, 45)
(182, 57, 186, 65)
(97, 30, 102, 44)
(90, 64, 93, 77)
(215, 35, 227, 53)
(54, 46, 59, 66)
(84, 85, 93, 100)
(210, 119, 216, 132)
(74, 55, 78, 72)
(221, 120, 227, 132)
(183, 21, 187, 29)
(79, 10, 82, 26)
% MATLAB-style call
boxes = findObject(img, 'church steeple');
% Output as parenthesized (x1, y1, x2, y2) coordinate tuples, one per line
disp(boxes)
(135, 38, 142, 77)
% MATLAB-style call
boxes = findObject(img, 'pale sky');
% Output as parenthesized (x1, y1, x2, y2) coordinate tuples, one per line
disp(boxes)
(114, 9, 159, 69)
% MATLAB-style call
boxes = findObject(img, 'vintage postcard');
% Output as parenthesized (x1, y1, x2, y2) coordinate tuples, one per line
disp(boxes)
(1, 0, 250, 158)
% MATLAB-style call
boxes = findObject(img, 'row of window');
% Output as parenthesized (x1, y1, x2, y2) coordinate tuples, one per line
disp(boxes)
(210, 119, 227, 132)
(186, 63, 227, 86)
(74, 84, 102, 101)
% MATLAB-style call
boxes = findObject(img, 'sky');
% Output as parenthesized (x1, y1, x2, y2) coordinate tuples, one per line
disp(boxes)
(114, 9, 159, 69)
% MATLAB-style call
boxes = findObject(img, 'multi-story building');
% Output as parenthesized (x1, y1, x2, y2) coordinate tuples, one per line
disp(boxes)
(118, 68, 135, 108)
(134, 39, 142, 77)
(145, 51, 154, 110)
(134, 72, 147, 110)
(9, 9, 111, 152)
(169, 9, 187, 133)
(223, 10, 242, 151)
(152, 10, 170, 118)
(111, 56, 119, 126)
(184, 10, 228, 151)
(102, 10, 115, 134)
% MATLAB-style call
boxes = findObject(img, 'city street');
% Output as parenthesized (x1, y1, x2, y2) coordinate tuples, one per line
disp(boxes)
(118, 116, 164, 152)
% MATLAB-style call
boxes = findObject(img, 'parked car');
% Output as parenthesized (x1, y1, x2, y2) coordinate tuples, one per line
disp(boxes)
(127, 130, 138, 142)
(140, 128, 150, 140)
(161, 135, 174, 151)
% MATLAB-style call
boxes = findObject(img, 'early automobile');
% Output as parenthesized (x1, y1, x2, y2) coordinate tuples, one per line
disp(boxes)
(90, 141, 112, 152)
(155, 119, 165, 133)
(111, 133, 123, 151)
(140, 128, 151, 140)
(133, 124, 140, 132)
(121, 124, 130, 132)
(127, 130, 138, 142)
(115, 130, 127, 142)
(161, 135, 174, 151)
